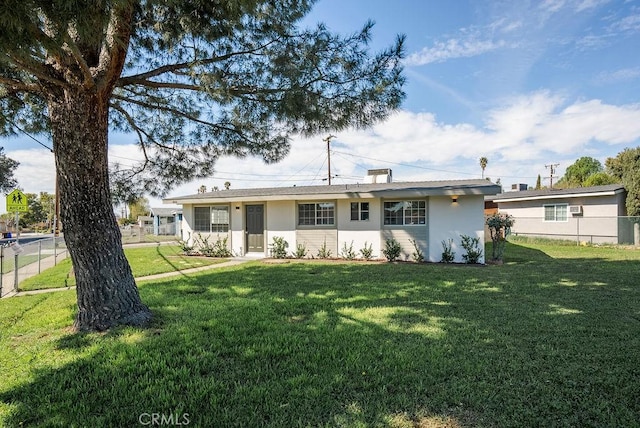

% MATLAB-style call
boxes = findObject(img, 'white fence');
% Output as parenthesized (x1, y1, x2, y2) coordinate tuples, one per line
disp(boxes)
(0, 237, 68, 297)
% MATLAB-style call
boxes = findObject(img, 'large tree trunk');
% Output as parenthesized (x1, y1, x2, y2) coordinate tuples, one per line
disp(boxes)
(48, 89, 152, 331)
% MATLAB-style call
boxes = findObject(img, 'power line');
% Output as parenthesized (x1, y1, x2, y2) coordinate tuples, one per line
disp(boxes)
(2, 116, 53, 152)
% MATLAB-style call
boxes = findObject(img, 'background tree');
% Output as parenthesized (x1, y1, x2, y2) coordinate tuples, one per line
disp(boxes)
(558, 156, 603, 188)
(128, 197, 150, 222)
(0, 147, 19, 193)
(535, 174, 542, 190)
(20, 192, 46, 228)
(0, 1, 405, 330)
(583, 171, 620, 187)
(479, 157, 488, 179)
(606, 147, 640, 216)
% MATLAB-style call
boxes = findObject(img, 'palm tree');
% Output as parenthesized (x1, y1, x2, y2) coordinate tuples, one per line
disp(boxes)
(479, 157, 488, 179)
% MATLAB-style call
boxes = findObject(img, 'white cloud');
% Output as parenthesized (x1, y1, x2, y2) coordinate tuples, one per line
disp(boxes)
(4, 91, 640, 212)
(595, 66, 640, 83)
(405, 37, 508, 66)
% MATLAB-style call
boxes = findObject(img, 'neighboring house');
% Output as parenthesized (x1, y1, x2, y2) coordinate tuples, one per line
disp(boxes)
(137, 215, 153, 234)
(491, 184, 635, 244)
(149, 207, 183, 237)
(164, 172, 501, 263)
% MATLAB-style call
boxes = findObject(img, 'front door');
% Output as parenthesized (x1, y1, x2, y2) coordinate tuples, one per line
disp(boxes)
(246, 205, 264, 253)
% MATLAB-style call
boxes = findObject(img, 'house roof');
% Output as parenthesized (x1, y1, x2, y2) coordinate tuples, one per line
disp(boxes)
(163, 179, 501, 204)
(150, 207, 183, 216)
(491, 184, 625, 203)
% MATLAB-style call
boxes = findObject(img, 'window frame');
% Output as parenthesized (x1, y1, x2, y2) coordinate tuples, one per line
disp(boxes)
(543, 203, 568, 222)
(383, 200, 426, 226)
(193, 205, 230, 233)
(297, 201, 336, 227)
(350, 202, 370, 221)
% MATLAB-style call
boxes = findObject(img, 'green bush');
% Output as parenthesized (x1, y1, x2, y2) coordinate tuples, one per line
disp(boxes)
(194, 234, 233, 257)
(409, 239, 424, 263)
(270, 236, 289, 258)
(293, 242, 308, 259)
(486, 213, 515, 262)
(460, 234, 483, 264)
(317, 240, 332, 259)
(340, 241, 357, 260)
(382, 238, 402, 262)
(359, 241, 374, 260)
(441, 239, 455, 263)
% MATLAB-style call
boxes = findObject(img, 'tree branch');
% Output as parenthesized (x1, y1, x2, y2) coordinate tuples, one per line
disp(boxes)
(118, 39, 280, 85)
(0, 76, 41, 94)
(115, 78, 201, 91)
(62, 33, 95, 89)
(96, 1, 135, 95)
(5, 53, 68, 88)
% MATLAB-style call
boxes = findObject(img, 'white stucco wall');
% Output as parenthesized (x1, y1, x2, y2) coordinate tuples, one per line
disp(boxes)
(266, 200, 296, 255)
(230, 203, 244, 255)
(336, 199, 382, 258)
(428, 195, 485, 263)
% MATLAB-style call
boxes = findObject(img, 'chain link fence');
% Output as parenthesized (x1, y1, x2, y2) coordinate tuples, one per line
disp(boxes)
(0, 236, 68, 297)
(496, 216, 640, 245)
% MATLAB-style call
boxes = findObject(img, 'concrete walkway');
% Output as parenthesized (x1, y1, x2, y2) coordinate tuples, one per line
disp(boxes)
(1, 258, 253, 299)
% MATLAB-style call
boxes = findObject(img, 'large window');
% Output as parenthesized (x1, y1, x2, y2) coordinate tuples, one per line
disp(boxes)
(350, 202, 369, 221)
(544, 204, 567, 222)
(298, 202, 335, 226)
(384, 200, 426, 225)
(194, 206, 229, 232)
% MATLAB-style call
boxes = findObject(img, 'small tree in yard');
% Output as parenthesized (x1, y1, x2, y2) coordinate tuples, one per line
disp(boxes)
(486, 213, 515, 263)
(0, 1, 404, 331)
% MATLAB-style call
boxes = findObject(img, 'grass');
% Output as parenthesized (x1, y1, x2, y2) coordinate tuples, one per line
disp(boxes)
(18, 245, 228, 291)
(1, 241, 639, 427)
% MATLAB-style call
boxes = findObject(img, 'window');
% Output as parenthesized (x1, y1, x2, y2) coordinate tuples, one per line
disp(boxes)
(350, 202, 369, 221)
(544, 204, 567, 222)
(194, 206, 230, 232)
(298, 202, 335, 226)
(384, 200, 426, 225)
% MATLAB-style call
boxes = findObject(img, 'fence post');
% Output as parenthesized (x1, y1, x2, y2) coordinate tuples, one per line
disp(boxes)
(54, 235, 57, 265)
(0, 246, 3, 295)
(634, 222, 640, 246)
(38, 240, 42, 274)
(14, 252, 18, 293)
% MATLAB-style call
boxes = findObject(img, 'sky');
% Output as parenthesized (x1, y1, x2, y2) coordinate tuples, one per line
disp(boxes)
(2, 0, 640, 212)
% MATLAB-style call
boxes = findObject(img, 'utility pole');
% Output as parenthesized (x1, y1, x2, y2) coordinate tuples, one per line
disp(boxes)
(545, 163, 559, 189)
(323, 134, 336, 185)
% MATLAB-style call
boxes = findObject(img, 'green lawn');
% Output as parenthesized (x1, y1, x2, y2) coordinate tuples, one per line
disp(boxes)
(18, 245, 227, 291)
(1, 241, 639, 427)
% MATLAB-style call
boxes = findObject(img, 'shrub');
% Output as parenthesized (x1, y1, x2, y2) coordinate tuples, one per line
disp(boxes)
(293, 242, 308, 259)
(486, 213, 515, 262)
(270, 236, 289, 258)
(409, 239, 424, 263)
(317, 240, 332, 259)
(382, 238, 402, 262)
(460, 234, 483, 264)
(194, 233, 233, 257)
(340, 241, 357, 260)
(359, 241, 374, 260)
(441, 239, 455, 263)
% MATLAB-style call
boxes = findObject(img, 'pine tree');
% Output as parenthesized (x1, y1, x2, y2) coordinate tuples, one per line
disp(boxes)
(0, 1, 405, 331)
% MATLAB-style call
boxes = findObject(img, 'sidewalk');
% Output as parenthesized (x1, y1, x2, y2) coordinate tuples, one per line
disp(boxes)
(0, 250, 69, 298)
(1, 258, 252, 299)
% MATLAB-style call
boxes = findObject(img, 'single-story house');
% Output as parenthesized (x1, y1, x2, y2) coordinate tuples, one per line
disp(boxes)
(149, 207, 183, 237)
(490, 184, 637, 244)
(164, 173, 501, 263)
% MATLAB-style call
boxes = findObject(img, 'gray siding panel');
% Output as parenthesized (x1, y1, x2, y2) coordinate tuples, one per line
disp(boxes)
(296, 229, 338, 257)
(381, 227, 427, 261)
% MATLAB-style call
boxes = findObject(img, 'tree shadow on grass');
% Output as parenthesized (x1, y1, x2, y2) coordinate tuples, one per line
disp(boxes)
(1, 244, 639, 427)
